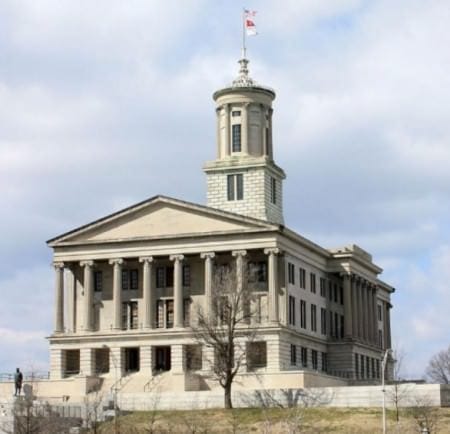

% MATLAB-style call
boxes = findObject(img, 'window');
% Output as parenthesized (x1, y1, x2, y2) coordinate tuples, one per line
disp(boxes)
(334, 283, 338, 303)
(320, 308, 327, 335)
(121, 269, 138, 290)
(355, 354, 359, 379)
(376, 359, 380, 379)
(379, 330, 383, 347)
(300, 300, 306, 329)
(288, 296, 296, 326)
(288, 262, 295, 284)
(94, 271, 103, 292)
(186, 345, 202, 371)
(329, 311, 333, 337)
(232, 124, 241, 152)
(377, 304, 382, 321)
(312, 350, 318, 370)
(361, 355, 365, 378)
(339, 286, 344, 305)
(371, 358, 375, 379)
(227, 174, 244, 200)
(310, 273, 316, 293)
(156, 299, 174, 328)
(156, 266, 175, 288)
(366, 356, 370, 378)
(321, 352, 328, 372)
(249, 261, 268, 283)
(270, 177, 277, 204)
(320, 277, 326, 297)
(311, 304, 317, 332)
(334, 313, 339, 338)
(247, 342, 267, 369)
(183, 298, 191, 326)
(301, 347, 308, 367)
(290, 344, 297, 366)
(121, 301, 138, 330)
(182, 265, 190, 287)
(299, 268, 306, 289)
(340, 315, 344, 338)
(328, 281, 333, 300)
(231, 110, 241, 117)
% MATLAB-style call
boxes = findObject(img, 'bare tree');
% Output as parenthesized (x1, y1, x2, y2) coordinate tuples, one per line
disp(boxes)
(408, 395, 440, 434)
(386, 348, 412, 423)
(192, 259, 261, 409)
(426, 345, 450, 384)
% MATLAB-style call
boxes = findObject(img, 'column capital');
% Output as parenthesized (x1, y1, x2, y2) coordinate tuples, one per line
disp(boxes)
(232, 250, 247, 257)
(169, 254, 184, 262)
(80, 260, 94, 267)
(108, 258, 124, 266)
(53, 261, 65, 270)
(200, 252, 215, 260)
(264, 248, 280, 256)
(139, 256, 154, 264)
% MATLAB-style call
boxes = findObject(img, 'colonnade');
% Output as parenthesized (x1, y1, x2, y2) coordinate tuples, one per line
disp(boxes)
(53, 248, 281, 334)
(342, 273, 389, 347)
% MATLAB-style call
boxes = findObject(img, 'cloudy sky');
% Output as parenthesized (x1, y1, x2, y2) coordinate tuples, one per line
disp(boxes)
(0, 0, 449, 377)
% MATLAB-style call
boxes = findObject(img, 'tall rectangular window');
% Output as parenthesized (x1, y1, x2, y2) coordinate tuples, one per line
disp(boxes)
(288, 296, 296, 326)
(377, 304, 382, 321)
(340, 315, 345, 338)
(301, 347, 308, 367)
(355, 354, 359, 379)
(288, 262, 295, 284)
(121, 301, 138, 330)
(329, 311, 334, 337)
(328, 280, 333, 300)
(122, 269, 139, 290)
(94, 271, 103, 292)
(320, 277, 326, 297)
(312, 350, 318, 370)
(290, 344, 297, 366)
(320, 308, 327, 335)
(311, 304, 317, 332)
(299, 268, 306, 289)
(310, 273, 316, 293)
(270, 176, 276, 204)
(227, 174, 244, 201)
(300, 300, 306, 329)
(335, 312, 339, 338)
(182, 265, 190, 287)
(156, 267, 165, 288)
(321, 352, 327, 372)
(232, 124, 241, 152)
(249, 261, 268, 283)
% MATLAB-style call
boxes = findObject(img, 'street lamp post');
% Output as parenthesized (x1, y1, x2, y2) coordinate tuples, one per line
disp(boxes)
(381, 349, 392, 434)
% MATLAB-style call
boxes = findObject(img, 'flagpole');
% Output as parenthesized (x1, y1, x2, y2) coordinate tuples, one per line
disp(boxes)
(242, 8, 246, 59)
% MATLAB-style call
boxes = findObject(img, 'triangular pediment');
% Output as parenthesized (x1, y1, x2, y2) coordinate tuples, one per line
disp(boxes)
(48, 196, 277, 245)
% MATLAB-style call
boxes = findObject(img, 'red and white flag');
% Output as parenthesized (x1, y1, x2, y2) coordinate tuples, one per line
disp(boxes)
(244, 9, 257, 36)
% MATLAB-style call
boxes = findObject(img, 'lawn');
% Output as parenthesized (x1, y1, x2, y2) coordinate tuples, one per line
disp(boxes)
(97, 406, 450, 433)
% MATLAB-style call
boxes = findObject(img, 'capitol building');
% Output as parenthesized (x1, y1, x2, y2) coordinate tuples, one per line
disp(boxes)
(45, 57, 394, 398)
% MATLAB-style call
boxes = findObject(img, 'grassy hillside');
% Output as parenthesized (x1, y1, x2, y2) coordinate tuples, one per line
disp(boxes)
(97, 407, 450, 433)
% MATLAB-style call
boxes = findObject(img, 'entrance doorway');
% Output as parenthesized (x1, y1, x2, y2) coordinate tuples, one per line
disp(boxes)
(124, 347, 140, 373)
(154, 346, 171, 371)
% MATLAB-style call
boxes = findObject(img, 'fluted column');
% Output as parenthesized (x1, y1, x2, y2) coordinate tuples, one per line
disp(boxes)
(232, 250, 247, 292)
(342, 273, 353, 338)
(66, 266, 76, 333)
(264, 248, 280, 323)
(242, 103, 249, 154)
(261, 105, 267, 155)
(54, 262, 65, 333)
(373, 288, 379, 344)
(109, 258, 124, 330)
(357, 278, 364, 339)
(216, 107, 221, 158)
(367, 283, 373, 344)
(268, 108, 273, 159)
(351, 275, 358, 339)
(80, 260, 94, 332)
(224, 104, 231, 156)
(170, 255, 185, 328)
(200, 252, 215, 319)
(140, 257, 154, 329)
(362, 280, 369, 342)
(386, 303, 392, 349)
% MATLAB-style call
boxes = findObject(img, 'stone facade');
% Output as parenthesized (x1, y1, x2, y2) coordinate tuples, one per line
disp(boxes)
(43, 58, 394, 400)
